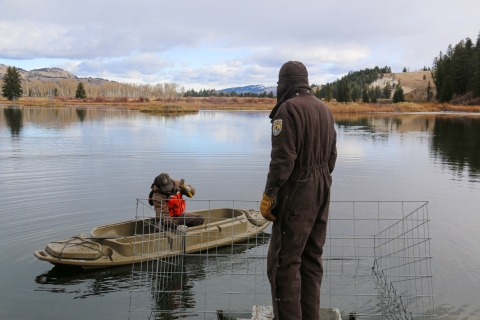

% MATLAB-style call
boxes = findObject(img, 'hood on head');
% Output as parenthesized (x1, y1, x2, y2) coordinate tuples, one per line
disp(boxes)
(276, 61, 309, 101)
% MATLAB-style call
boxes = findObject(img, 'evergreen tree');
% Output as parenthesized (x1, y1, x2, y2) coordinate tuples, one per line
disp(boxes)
(336, 80, 343, 102)
(368, 86, 375, 101)
(432, 32, 480, 101)
(374, 86, 382, 99)
(75, 82, 87, 99)
(1, 66, 23, 101)
(426, 80, 432, 101)
(319, 66, 391, 99)
(325, 84, 333, 102)
(471, 32, 480, 97)
(344, 78, 351, 102)
(439, 76, 453, 102)
(451, 40, 470, 95)
(383, 82, 392, 99)
(403, 67, 407, 72)
(351, 86, 359, 102)
(393, 86, 405, 103)
(362, 85, 370, 103)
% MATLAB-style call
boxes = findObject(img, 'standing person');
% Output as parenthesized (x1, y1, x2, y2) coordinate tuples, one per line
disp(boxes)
(260, 61, 337, 320)
(149, 173, 204, 230)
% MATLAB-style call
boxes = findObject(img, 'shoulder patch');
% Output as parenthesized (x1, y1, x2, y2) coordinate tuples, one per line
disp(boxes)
(272, 119, 283, 136)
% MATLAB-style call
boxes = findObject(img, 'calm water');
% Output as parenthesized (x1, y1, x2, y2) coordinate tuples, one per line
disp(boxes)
(1, 107, 480, 319)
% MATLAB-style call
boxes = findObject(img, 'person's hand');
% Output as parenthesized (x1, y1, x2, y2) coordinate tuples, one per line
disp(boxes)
(180, 179, 194, 198)
(182, 185, 193, 197)
(260, 193, 276, 222)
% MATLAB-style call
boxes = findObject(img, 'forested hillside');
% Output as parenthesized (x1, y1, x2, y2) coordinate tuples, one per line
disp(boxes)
(432, 32, 480, 102)
(316, 66, 392, 102)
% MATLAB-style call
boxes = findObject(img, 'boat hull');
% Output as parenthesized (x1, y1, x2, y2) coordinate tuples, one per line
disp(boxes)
(34, 208, 270, 269)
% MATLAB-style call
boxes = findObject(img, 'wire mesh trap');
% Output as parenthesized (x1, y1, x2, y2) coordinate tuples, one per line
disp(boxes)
(128, 201, 435, 320)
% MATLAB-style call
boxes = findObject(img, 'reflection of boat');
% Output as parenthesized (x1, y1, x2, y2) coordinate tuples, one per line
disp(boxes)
(34, 208, 270, 270)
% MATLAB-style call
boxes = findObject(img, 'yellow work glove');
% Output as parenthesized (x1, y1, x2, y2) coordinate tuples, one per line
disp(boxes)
(260, 193, 276, 222)
(180, 179, 193, 198)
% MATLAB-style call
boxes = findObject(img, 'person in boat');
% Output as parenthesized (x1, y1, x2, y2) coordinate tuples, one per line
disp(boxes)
(149, 173, 204, 230)
(259, 61, 337, 320)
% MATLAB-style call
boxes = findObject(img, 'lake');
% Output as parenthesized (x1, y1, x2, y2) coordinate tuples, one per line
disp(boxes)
(1, 106, 480, 319)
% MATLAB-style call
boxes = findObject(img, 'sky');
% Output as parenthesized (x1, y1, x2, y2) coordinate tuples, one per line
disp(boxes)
(0, 0, 479, 90)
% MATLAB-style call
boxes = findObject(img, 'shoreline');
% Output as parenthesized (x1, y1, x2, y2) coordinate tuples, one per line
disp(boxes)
(1, 97, 480, 114)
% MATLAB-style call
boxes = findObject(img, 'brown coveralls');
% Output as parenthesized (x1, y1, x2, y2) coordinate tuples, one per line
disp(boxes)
(151, 180, 204, 229)
(264, 63, 337, 320)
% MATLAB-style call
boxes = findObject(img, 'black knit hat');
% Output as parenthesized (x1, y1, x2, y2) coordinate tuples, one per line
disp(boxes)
(154, 173, 174, 192)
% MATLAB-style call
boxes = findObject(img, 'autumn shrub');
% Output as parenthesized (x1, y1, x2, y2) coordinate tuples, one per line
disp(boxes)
(217, 97, 228, 104)
(114, 96, 128, 103)
(95, 96, 106, 103)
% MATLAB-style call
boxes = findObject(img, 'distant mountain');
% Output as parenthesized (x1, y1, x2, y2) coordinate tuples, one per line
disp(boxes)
(0, 64, 117, 86)
(0, 64, 78, 81)
(218, 84, 277, 95)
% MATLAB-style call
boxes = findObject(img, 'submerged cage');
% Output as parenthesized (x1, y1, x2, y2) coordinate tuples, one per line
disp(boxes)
(128, 201, 434, 320)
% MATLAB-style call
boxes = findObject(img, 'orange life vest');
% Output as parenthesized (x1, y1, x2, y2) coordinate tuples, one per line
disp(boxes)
(167, 191, 186, 217)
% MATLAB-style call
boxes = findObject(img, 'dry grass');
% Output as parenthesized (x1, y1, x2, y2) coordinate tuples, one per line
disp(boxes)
(326, 101, 480, 113)
(2, 96, 480, 114)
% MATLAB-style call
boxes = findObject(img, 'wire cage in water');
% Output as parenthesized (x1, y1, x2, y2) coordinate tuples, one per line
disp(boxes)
(128, 200, 435, 320)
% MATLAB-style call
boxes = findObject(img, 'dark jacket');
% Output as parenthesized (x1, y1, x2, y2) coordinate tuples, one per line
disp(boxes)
(264, 85, 337, 202)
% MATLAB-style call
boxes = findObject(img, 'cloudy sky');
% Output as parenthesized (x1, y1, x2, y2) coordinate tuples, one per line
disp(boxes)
(0, 0, 479, 90)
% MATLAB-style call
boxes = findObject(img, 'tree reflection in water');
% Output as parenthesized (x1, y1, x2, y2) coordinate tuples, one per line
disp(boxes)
(334, 114, 480, 178)
(431, 116, 480, 177)
(76, 109, 87, 122)
(3, 107, 23, 136)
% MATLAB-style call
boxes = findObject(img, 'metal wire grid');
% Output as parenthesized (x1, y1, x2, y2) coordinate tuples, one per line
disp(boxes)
(128, 200, 435, 320)
(323, 201, 435, 319)
(128, 200, 187, 319)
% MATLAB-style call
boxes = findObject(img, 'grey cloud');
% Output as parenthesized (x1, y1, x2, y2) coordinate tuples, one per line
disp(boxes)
(0, 0, 479, 87)
(173, 64, 278, 88)
(59, 54, 173, 78)
(250, 42, 370, 69)
(1, 0, 478, 60)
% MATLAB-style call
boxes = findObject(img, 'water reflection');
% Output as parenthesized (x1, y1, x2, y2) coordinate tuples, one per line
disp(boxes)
(35, 265, 132, 299)
(334, 114, 433, 134)
(3, 107, 23, 136)
(431, 117, 480, 177)
(334, 114, 480, 177)
(1, 108, 480, 319)
(34, 235, 270, 317)
(76, 108, 87, 122)
(336, 116, 402, 133)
